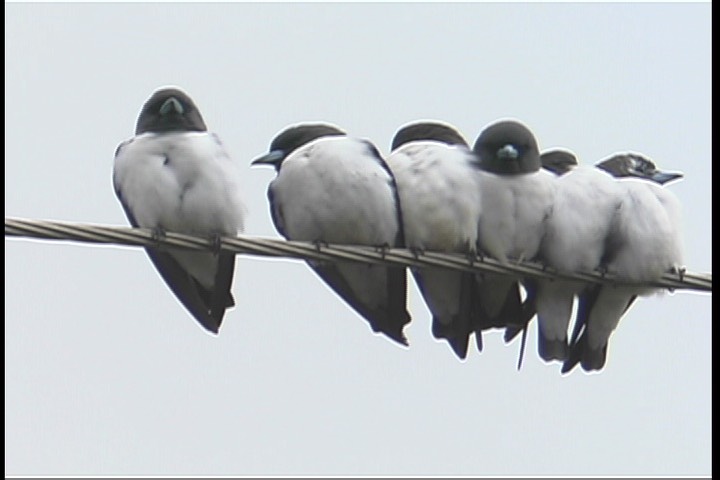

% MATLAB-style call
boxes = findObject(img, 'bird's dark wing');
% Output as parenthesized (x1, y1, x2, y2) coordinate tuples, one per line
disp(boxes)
(143, 249, 222, 333)
(267, 184, 287, 238)
(414, 271, 473, 360)
(114, 182, 230, 334)
(310, 263, 410, 346)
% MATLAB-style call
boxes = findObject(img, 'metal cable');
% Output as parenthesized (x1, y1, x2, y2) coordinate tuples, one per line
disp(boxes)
(5, 217, 712, 293)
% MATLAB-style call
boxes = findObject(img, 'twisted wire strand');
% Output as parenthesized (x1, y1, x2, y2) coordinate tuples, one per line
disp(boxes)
(5, 217, 712, 293)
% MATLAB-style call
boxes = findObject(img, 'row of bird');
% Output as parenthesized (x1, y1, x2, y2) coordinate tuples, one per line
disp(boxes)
(113, 86, 684, 374)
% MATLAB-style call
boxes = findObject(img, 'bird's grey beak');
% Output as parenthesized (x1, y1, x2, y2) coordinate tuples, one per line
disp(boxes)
(251, 150, 285, 167)
(497, 144, 519, 160)
(650, 170, 684, 185)
(160, 97, 184, 116)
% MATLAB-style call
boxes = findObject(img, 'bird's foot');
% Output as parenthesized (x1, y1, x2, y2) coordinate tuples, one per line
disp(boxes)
(596, 264, 609, 278)
(465, 248, 478, 267)
(151, 227, 167, 247)
(672, 265, 686, 282)
(375, 242, 391, 260)
(667, 265, 686, 293)
(313, 239, 329, 251)
(209, 233, 224, 255)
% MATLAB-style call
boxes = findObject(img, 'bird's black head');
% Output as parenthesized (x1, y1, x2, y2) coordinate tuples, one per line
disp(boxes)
(135, 87, 208, 135)
(540, 149, 579, 176)
(251, 123, 346, 171)
(596, 153, 684, 185)
(473, 120, 541, 175)
(390, 121, 469, 151)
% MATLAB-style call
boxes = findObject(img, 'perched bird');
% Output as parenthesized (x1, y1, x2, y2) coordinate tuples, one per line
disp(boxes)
(503, 149, 581, 344)
(562, 153, 684, 373)
(251, 123, 411, 345)
(531, 149, 623, 363)
(503, 149, 580, 342)
(386, 120, 482, 359)
(113, 86, 247, 333)
(472, 120, 556, 365)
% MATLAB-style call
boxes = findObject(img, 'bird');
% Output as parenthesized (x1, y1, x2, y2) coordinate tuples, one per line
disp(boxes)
(471, 120, 556, 367)
(503, 149, 581, 346)
(251, 122, 411, 346)
(562, 152, 684, 373)
(530, 148, 623, 363)
(385, 120, 483, 359)
(113, 86, 247, 334)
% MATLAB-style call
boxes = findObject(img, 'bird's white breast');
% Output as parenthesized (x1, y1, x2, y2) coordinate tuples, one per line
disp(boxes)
(607, 178, 683, 282)
(269, 136, 399, 246)
(113, 132, 246, 289)
(113, 132, 246, 236)
(542, 166, 622, 273)
(386, 142, 482, 253)
(478, 169, 555, 263)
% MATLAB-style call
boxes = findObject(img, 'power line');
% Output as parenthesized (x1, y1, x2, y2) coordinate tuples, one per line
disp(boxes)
(5, 217, 712, 293)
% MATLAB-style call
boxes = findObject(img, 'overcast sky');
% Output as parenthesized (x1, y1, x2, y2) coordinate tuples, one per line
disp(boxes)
(5, 2, 711, 476)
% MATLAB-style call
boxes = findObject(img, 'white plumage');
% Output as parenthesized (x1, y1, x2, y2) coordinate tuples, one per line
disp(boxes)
(113, 87, 246, 333)
(477, 169, 556, 266)
(269, 136, 399, 247)
(386, 122, 482, 358)
(253, 123, 411, 345)
(472, 120, 555, 341)
(563, 153, 684, 372)
(535, 161, 622, 361)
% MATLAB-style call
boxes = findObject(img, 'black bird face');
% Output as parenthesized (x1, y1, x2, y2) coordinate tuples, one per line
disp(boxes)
(473, 120, 541, 175)
(135, 87, 207, 135)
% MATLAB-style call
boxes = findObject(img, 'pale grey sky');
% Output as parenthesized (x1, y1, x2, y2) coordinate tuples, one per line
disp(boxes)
(5, 2, 711, 476)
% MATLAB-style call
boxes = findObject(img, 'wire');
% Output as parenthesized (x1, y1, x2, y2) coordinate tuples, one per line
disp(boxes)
(5, 217, 712, 293)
